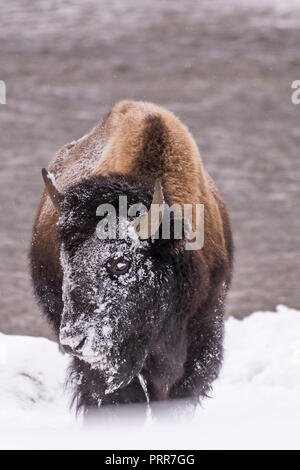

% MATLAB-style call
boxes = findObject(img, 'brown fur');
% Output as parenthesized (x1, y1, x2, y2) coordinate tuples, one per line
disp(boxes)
(31, 100, 233, 410)
(33, 100, 229, 282)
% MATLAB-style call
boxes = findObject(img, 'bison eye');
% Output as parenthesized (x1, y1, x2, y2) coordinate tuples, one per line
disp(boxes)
(107, 257, 130, 276)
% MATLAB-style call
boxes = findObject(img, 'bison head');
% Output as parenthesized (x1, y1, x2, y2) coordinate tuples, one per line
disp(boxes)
(42, 170, 192, 399)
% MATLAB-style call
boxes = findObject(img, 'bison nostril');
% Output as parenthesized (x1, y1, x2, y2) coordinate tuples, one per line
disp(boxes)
(62, 344, 74, 355)
(61, 336, 87, 356)
(75, 336, 86, 353)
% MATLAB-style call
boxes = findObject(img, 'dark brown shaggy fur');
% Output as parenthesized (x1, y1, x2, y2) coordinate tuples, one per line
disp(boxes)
(30, 100, 233, 414)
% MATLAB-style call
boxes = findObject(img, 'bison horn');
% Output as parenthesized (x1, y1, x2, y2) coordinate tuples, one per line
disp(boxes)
(41, 168, 63, 211)
(135, 179, 165, 239)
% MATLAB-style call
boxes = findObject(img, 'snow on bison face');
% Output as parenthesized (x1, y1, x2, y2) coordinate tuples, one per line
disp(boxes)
(59, 229, 174, 397)
(56, 175, 180, 398)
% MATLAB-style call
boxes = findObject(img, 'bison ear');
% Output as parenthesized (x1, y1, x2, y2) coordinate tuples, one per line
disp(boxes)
(151, 213, 186, 249)
(41, 168, 63, 212)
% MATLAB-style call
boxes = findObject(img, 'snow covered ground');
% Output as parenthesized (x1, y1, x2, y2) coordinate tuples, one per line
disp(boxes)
(0, 305, 300, 450)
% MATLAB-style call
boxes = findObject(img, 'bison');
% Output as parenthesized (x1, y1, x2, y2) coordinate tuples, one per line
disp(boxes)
(30, 100, 233, 415)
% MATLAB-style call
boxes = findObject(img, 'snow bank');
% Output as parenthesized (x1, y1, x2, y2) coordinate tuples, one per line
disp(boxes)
(0, 334, 75, 432)
(0, 305, 300, 450)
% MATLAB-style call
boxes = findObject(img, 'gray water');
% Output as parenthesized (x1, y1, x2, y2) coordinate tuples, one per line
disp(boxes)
(0, 0, 299, 337)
